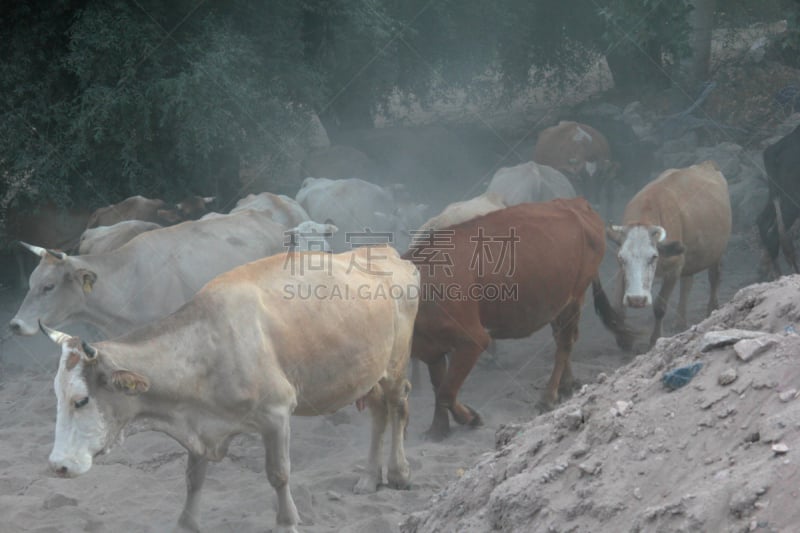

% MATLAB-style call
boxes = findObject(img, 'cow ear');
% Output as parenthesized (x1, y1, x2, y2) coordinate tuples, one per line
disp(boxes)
(657, 240, 685, 257)
(650, 226, 667, 242)
(75, 269, 97, 293)
(111, 370, 150, 395)
(606, 225, 625, 246)
(203, 196, 215, 204)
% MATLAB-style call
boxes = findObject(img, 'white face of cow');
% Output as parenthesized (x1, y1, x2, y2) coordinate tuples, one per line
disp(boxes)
(9, 250, 97, 336)
(50, 340, 112, 477)
(610, 224, 684, 309)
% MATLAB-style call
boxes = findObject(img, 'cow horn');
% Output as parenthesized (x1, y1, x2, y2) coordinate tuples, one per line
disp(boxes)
(610, 225, 625, 233)
(46, 249, 66, 260)
(39, 321, 71, 345)
(18, 241, 47, 257)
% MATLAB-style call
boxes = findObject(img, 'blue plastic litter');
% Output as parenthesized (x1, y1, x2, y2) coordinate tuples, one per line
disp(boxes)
(662, 362, 704, 391)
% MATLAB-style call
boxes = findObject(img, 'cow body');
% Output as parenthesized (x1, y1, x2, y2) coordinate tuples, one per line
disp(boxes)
(42, 246, 419, 532)
(533, 121, 615, 207)
(405, 199, 630, 439)
(486, 161, 576, 206)
(607, 161, 732, 348)
(85, 195, 213, 229)
(78, 220, 162, 255)
(230, 192, 310, 227)
(10, 210, 287, 338)
(757, 125, 800, 278)
(418, 192, 506, 232)
(296, 177, 427, 252)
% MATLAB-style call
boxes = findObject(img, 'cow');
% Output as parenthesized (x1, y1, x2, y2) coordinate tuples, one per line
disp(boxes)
(2, 202, 91, 287)
(230, 192, 310, 228)
(9, 209, 287, 339)
(756, 125, 800, 279)
(78, 220, 162, 255)
(39, 245, 419, 533)
(285, 220, 339, 252)
(296, 177, 428, 252)
(85, 195, 214, 229)
(404, 199, 632, 440)
(486, 161, 576, 206)
(418, 192, 507, 232)
(606, 160, 732, 349)
(533, 121, 616, 209)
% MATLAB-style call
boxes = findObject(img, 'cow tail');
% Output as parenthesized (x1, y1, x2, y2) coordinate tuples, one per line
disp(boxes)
(774, 197, 800, 273)
(592, 278, 635, 351)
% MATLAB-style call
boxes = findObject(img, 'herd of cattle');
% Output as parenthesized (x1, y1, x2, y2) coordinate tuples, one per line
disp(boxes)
(4, 119, 800, 532)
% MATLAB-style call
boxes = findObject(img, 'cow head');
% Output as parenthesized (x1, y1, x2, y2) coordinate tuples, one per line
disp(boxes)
(606, 224, 685, 308)
(42, 322, 148, 478)
(9, 242, 97, 336)
(285, 221, 339, 252)
(175, 195, 215, 220)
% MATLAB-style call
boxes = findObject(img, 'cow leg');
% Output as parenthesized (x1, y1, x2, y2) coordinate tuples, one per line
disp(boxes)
(176, 452, 208, 532)
(707, 261, 722, 316)
(613, 269, 627, 319)
(775, 197, 800, 273)
(386, 379, 411, 490)
(675, 274, 693, 332)
(262, 409, 300, 533)
(651, 275, 678, 347)
(442, 336, 489, 427)
(409, 359, 422, 390)
(354, 385, 387, 494)
(543, 301, 580, 409)
(425, 355, 450, 440)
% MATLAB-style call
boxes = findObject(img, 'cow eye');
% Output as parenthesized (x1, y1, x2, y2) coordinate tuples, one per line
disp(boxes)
(74, 397, 89, 409)
(648, 255, 658, 264)
(42, 284, 55, 293)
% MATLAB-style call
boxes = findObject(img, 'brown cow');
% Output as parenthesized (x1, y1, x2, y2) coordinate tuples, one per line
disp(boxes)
(85, 195, 214, 229)
(404, 198, 632, 440)
(533, 121, 616, 208)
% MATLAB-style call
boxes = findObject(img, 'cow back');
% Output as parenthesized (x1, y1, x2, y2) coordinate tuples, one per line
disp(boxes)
(405, 198, 605, 341)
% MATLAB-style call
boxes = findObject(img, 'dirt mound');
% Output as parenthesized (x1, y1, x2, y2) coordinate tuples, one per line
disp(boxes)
(402, 276, 800, 533)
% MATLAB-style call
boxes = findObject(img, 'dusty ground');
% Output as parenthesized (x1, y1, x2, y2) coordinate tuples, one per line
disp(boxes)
(0, 188, 767, 533)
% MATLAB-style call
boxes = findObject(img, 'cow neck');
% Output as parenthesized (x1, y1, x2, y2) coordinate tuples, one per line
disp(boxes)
(97, 327, 242, 460)
(72, 248, 139, 338)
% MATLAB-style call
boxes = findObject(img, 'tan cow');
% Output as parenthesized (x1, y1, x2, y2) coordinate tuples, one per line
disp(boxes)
(606, 161, 732, 349)
(533, 121, 616, 205)
(40, 245, 419, 533)
(418, 192, 507, 232)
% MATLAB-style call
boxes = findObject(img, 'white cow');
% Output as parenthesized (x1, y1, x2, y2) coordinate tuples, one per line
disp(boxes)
(78, 220, 162, 255)
(296, 177, 428, 252)
(286, 220, 338, 252)
(418, 192, 507, 232)
(41, 245, 419, 533)
(230, 192, 310, 228)
(9, 210, 288, 338)
(487, 161, 576, 206)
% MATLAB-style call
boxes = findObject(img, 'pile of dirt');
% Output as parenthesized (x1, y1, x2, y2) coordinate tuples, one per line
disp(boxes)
(402, 275, 800, 533)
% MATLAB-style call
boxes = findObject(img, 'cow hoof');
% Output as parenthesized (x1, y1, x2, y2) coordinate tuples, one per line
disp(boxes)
(354, 473, 380, 494)
(423, 426, 450, 442)
(537, 396, 557, 412)
(176, 513, 201, 533)
(387, 466, 411, 490)
(558, 379, 581, 398)
(453, 405, 483, 427)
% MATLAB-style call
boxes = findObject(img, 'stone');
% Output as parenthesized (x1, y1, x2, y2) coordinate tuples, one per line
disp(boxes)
(772, 443, 789, 455)
(779, 389, 797, 402)
(700, 329, 767, 352)
(718, 368, 738, 386)
(734, 337, 778, 362)
(42, 494, 78, 510)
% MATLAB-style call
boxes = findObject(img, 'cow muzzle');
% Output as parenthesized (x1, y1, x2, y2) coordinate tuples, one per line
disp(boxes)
(625, 295, 650, 309)
(9, 318, 37, 336)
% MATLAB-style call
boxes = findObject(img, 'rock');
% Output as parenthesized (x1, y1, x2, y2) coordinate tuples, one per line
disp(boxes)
(772, 443, 789, 455)
(734, 336, 779, 362)
(700, 329, 767, 352)
(633, 487, 642, 500)
(42, 494, 78, 510)
(563, 409, 584, 430)
(718, 368, 738, 386)
(597, 372, 608, 384)
(615, 401, 631, 416)
(578, 461, 602, 476)
(326, 490, 343, 501)
(779, 389, 797, 402)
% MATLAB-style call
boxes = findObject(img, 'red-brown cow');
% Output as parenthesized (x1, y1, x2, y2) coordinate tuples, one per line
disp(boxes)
(404, 198, 632, 440)
(85, 195, 214, 229)
(533, 121, 617, 208)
